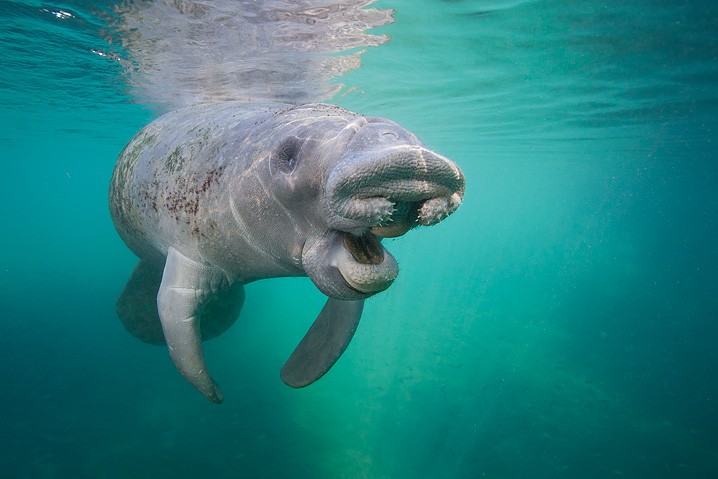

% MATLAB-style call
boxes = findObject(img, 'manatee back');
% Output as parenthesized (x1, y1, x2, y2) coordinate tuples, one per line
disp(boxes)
(109, 102, 284, 259)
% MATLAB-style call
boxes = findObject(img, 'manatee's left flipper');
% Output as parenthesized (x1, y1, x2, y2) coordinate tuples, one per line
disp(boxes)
(116, 260, 165, 345)
(281, 298, 365, 388)
(198, 282, 245, 341)
(157, 246, 231, 404)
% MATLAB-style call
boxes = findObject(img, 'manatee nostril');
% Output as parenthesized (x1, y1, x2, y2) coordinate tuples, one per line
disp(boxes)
(382, 131, 398, 140)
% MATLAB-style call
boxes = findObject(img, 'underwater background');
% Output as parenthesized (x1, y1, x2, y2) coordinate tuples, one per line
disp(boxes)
(1, 0, 716, 477)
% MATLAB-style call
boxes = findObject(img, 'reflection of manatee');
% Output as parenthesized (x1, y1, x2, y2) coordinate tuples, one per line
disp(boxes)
(112, 0, 395, 108)
(109, 102, 465, 403)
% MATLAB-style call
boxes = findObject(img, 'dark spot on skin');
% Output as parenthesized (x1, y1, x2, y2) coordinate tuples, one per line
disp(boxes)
(132, 165, 226, 236)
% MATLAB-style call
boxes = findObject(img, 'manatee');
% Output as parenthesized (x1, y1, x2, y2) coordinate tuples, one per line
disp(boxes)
(109, 102, 465, 403)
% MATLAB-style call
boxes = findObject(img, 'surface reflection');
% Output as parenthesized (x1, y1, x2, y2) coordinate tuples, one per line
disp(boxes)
(111, 0, 394, 109)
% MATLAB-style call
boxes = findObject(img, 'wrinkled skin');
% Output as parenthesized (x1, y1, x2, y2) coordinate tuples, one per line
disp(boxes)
(110, 102, 465, 403)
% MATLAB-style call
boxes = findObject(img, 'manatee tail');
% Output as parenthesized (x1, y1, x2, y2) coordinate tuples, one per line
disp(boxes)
(280, 298, 364, 388)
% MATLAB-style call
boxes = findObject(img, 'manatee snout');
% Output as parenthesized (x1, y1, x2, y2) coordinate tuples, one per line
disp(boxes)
(307, 139, 464, 301)
(326, 144, 466, 234)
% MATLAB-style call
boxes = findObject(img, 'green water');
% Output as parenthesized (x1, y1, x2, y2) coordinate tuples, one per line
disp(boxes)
(1, 0, 716, 477)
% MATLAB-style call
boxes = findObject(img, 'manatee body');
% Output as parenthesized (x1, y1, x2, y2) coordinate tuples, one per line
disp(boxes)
(109, 102, 465, 403)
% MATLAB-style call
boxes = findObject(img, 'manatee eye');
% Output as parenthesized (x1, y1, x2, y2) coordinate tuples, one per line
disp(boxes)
(273, 137, 301, 174)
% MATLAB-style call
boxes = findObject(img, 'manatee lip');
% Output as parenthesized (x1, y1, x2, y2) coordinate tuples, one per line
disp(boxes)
(370, 222, 412, 238)
(335, 200, 419, 268)
(369, 200, 420, 238)
(333, 199, 419, 276)
(336, 268, 372, 296)
(326, 145, 465, 231)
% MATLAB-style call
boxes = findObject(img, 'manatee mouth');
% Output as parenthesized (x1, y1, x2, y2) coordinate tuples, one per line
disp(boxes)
(333, 230, 397, 296)
(332, 202, 417, 295)
(342, 231, 384, 265)
(368, 200, 420, 238)
(302, 229, 399, 300)
(331, 198, 433, 294)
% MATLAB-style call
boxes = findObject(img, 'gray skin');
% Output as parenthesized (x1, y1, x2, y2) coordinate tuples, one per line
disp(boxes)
(109, 102, 465, 403)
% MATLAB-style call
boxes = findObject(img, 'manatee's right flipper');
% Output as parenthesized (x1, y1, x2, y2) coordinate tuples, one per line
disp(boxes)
(157, 247, 240, 404)
(280, 298, 364, 388)
(117, 259, 243, 346)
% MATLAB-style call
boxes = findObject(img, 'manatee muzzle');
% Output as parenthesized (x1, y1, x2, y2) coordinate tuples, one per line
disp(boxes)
(326, 144, 465, 233)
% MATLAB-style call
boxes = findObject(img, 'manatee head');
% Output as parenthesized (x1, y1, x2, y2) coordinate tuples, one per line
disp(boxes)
(243, 104, 465, 300)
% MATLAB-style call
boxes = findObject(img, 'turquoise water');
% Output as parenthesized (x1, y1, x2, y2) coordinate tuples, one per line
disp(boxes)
(1, 0, 717, 477)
